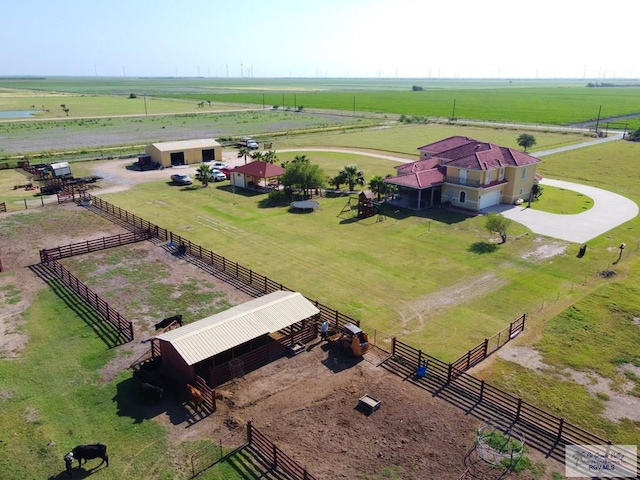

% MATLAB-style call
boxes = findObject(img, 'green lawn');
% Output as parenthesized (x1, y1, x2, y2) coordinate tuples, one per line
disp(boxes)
(94, 161, 600, 359)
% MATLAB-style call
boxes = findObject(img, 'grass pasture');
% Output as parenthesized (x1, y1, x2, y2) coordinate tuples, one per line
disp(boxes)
(0, 90, 230, 120)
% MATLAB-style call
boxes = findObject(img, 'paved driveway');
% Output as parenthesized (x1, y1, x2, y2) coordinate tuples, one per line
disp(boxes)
(488, 179, 638, 243)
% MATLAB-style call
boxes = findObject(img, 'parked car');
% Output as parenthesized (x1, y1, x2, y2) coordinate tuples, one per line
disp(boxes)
(210, 161, 228, 169)
(219, 167, 231, 179)
(209, 169, 227, 182)
(170, 174, 193, 185)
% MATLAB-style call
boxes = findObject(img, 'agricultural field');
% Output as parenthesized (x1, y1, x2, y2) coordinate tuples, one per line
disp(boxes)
(1, 77, 639, 478)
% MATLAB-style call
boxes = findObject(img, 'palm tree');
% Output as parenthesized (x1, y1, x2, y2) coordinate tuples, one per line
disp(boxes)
(328, 172, 345, 191)
(340, 165, 365, 192)
(263, 150, 278, 164)
(368, 175, 386, 201)
(195, 163, 212, 188)
(250, 150, 265, 162)
(237, 146, 251, 165)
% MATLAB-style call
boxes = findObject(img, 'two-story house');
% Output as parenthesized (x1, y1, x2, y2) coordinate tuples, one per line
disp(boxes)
(384, 136, 542, 211)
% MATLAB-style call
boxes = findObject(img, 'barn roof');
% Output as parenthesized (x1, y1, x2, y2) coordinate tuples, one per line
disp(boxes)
(155, 291, 319, 365)
(232, 161, 285, 177)
(149, 138, 221, 152)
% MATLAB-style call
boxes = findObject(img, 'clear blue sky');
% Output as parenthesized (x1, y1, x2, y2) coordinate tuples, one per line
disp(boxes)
(3, 0, 638, 79)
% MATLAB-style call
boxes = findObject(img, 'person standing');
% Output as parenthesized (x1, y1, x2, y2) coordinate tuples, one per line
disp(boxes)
(320, 320, 329, 341)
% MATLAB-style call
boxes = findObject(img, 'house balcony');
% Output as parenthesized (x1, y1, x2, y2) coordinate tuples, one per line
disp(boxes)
(444, 177, 508, 189)
(444, 176, 481, 187)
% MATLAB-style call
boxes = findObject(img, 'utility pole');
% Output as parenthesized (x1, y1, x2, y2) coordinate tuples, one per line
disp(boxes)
(143, 95, 147, 116)
(595, 105, 602, 136)
(353, 96, 355, 115)
(451, 99, 457, 121)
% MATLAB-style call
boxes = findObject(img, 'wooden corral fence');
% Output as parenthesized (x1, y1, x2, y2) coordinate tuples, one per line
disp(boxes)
(40, 258, 134, 343)
(193, 375, 216, 413)
(0, 162, 9, 170)
(84, 196, 361, 336)
(189, 425, 248, 478)
(0, 202, 6, 213)
(450, 314, 525, 374)
(388, 337, 613, 456)
(39, 231, 152, 262)
(247, 421, 317, 480)
(85, 194, 169, 241)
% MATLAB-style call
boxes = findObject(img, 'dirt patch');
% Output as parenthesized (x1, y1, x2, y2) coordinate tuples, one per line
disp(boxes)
(396, 273, 508, 332)
(152, 344, 558, 480)
(521, 238, 567, 261)
(496, 345, 640, 422)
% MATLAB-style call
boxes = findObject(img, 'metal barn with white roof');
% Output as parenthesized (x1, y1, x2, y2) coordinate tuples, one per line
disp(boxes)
(155, 291, 320, 386)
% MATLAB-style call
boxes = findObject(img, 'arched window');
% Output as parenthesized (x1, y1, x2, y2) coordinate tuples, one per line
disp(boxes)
(459, 191, 466, 203)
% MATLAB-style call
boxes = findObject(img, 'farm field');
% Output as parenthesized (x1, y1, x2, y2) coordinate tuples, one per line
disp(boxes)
(1, 77, 639, 477)
(2, 77, 640, 129)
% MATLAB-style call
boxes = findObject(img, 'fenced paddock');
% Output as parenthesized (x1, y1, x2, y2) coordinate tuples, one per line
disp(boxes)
(189, 422, 316, 479)
(81, 194, 619, 463)
(450, 314, 525, 373)
(386, 337, 614, 462)
(39, 257, 134, 343)
(39, 231, 152, 261)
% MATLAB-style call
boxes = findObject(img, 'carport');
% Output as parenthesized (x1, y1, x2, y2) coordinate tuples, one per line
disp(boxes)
(155, 291, 320, 387)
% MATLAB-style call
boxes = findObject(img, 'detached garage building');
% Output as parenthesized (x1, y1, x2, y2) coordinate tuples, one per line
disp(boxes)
(155, 291, 320, 387)
(145, 139, 222, 167)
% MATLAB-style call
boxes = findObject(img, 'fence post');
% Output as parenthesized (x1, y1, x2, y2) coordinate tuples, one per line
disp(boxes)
(264, 276, 267, 292)
(508, 321, 513, 338)
(521, 313, 526, 332)
(466, 350, 471, 369)
(247, 421, 252, 445)
(391, 337, 396, 356)
(557, 417, 564, 442)
(515, 398, 522, 421)
(483, 338, 489, 358)
(417, 349, 422, 367)
(272, 444, 277, 469)
(447, 363, 452, 383)
(249, 269, 253, 284)
(479, 380, 485, 403)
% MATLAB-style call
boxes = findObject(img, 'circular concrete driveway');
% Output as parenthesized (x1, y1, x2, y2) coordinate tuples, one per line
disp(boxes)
(488, 179, 638, 243)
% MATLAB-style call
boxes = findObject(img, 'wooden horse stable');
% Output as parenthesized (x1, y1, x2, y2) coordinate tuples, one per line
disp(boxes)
(155, 291, 320, 387)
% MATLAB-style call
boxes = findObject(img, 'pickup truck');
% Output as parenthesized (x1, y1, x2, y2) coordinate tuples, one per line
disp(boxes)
(236, 137, 259, 150)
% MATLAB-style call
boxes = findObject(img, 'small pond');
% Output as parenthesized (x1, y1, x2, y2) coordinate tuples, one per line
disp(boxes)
(0, 110, 40, 118)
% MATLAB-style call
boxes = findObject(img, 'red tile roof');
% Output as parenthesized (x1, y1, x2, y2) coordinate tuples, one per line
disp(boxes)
(386, 166, 445, 189)
(233, 161, 285, 177)
(418, 136, 541, 171)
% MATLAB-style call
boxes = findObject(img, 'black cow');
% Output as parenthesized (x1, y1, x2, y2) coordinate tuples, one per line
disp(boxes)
(64, 443, 108, 477)
(139, 382, 164, 404)
(154, 314, 183, 330)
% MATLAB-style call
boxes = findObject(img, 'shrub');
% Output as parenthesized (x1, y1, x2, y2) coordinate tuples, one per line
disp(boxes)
(129, 93, 137, 99)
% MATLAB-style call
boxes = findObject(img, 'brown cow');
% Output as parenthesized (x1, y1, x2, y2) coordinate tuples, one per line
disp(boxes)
(186, 383, 202, 411)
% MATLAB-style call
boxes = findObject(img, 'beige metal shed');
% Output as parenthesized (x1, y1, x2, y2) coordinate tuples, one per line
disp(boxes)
(145, 139, 222, 167)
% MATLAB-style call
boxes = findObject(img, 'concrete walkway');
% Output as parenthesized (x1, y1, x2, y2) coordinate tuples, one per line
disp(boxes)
(488, 179, 638, 243)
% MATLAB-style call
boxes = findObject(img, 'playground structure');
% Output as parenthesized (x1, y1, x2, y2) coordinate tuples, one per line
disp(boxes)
(338, 191, 380, 220)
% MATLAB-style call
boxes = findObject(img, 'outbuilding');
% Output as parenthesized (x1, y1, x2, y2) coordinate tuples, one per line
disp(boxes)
(230, 161, 285, 191)
(145, 139, 222, 168)
(50, 161, 71, 178)
(155, 291, 320, 387)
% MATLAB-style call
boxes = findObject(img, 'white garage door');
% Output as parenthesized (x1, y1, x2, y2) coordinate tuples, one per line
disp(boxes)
(479, 190, 500, 209)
